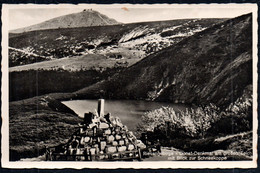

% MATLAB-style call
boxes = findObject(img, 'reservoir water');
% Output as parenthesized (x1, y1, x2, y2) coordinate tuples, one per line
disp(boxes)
(62, 100, 189, 132)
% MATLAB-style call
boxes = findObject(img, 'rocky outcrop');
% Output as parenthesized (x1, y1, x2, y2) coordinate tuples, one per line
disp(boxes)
(118, 26, 150, 43)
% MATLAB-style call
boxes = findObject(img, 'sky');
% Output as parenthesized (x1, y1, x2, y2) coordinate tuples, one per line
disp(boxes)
(8, 5, 254, 30)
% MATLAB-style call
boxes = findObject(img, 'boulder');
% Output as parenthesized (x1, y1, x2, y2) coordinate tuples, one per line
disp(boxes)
(99, 123, 109, 129)
(107, 135, 115, 143)
(106, 146, 117, 153)
(118, 146, 127, 152)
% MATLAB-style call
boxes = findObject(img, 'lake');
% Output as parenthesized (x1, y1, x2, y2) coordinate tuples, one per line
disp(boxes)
(62, 100, 189, 132)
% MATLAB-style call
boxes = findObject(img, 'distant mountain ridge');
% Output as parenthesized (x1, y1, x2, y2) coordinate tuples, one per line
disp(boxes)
(74, 13, 252, 107)
(10, 9, 121, 33)
(9, 18, 225, 68)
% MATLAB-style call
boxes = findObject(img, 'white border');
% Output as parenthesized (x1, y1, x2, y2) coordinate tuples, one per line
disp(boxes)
(1, 3, 258, 169)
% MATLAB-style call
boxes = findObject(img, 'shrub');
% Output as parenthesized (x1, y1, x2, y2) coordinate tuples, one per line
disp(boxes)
(137, 103, 221, 139)
(208, 96, 252, 135)
(137, 93, 253, 144)
(225, 95, 252, 117)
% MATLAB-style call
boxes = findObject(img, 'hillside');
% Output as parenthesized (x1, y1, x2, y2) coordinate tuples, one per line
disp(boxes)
(9, 18, 225, 68)
(9, 53, 135, 72)
(9, 95, 82, 161)
(74, 13, 252, 107)
(9, 65, 122, 101)
(10, 9, 120, 34)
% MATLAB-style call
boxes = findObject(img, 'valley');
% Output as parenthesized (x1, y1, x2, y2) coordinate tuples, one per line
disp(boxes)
(8, 9, 254, 162)
(74, 13, 252, 107)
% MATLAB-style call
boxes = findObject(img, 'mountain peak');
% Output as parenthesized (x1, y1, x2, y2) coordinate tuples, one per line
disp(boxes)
(10, 9, 121, 33)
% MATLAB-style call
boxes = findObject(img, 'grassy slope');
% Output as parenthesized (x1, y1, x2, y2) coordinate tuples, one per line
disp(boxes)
(9, 96, 82, 161)
(74, 13, 252, 107)
(9, 64, 123, 102)
(9, 54, 136, 72)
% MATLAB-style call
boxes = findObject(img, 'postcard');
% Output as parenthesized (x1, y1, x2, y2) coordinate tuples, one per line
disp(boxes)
(1, 3, 258, 169)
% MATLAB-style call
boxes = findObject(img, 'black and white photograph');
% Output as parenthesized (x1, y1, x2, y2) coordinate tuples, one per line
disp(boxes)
(1, 3, 258, 168)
